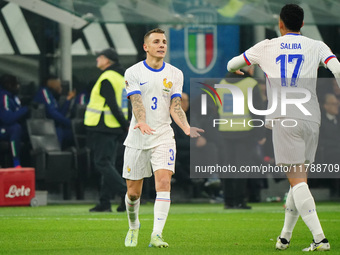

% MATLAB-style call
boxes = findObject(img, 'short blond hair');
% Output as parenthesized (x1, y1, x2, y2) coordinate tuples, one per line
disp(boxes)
(144, 28, 165, 42)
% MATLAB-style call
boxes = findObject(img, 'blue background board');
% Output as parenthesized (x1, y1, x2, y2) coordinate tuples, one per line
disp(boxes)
(169, 25, 240, 96)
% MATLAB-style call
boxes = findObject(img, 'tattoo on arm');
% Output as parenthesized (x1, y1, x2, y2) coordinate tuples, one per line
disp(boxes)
(171, 97, 189, 128)
(130, 94, 146, 123)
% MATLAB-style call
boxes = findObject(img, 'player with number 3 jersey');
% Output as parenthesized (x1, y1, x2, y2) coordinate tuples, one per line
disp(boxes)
(124, 60, 183, 149)
(123, 28, 203, 248)
(227, 4, 340, 252)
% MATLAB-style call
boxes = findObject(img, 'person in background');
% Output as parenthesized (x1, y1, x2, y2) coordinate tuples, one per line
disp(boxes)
(318, 93, 340, 197)
(0, 74, 29, 167)
(33, 76, 76, 149)
(85, 48, 129, 213)
(218, 66, 266, 209)
(71, 80, 96, 119)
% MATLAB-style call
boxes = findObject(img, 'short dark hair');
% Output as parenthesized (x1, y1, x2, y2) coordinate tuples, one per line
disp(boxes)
(0, 74, 19, 94)
(280, 4, 304, 32)
(97, 48, 119, 63)
(0, 74, 17, 86)
(144, 28, 165, 42)
(42, 75, 59, 87)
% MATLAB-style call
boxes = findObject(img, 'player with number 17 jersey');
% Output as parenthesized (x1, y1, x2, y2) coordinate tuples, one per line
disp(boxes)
(124, 60, 183, 149)
(227, 5, 340, 251)
(241, 34, 337, 124)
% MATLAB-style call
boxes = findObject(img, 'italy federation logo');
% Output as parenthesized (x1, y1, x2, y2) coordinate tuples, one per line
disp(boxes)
(185, 25, 217, 74)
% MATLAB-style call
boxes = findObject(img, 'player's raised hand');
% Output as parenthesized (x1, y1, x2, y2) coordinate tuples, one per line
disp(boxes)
(67, 89, 77, 100)
(189, 127, 205, 138)
(134, 122, 155, 135)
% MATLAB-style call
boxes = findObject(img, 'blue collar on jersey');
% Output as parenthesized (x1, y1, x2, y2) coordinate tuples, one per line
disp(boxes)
(285, 33, 301, 36)
(143, 60, 165, 72)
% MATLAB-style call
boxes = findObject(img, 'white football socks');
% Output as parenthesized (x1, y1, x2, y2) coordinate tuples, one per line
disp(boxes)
(292, 182, 325, 243)
(280, 187, 299, 241)
(125, 194, 140, 230)
(152, 191, 171, 238)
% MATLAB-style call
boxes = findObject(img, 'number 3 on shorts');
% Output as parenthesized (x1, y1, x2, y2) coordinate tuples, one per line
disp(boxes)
(169, 149, 175, 162)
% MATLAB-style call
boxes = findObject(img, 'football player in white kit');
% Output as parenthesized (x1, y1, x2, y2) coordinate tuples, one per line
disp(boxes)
(227, 4, 340, 252)
(123, 28, 204, 248)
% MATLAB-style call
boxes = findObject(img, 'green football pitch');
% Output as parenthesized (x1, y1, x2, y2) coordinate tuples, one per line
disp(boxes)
(0, 202, 339, 255)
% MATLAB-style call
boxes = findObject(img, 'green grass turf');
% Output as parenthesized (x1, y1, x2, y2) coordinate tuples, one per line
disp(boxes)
(0, 202, 339, 255)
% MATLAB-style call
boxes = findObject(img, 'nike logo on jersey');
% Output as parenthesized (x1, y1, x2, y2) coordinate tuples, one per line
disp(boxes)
(168, 163, 174, 165)
(140, 82, 148, 85)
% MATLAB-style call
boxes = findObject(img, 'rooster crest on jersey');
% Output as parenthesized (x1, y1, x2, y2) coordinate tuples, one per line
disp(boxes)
(163, 78, 173, 89)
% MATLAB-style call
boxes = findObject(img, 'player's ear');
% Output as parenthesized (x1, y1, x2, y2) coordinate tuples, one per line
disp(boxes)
(301, 21, 304, 29)
(278, 18, 284, 30)
(143, 43, 148, 52)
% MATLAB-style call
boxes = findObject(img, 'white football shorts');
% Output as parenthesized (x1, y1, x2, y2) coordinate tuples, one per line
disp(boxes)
(272, 118, 319, 165)
(123, 143, 176, 180)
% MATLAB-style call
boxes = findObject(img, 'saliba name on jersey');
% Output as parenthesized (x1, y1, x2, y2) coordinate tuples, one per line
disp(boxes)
(280, 43, 302, 50)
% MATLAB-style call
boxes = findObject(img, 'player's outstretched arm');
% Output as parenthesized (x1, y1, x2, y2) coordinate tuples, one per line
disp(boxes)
(130, 94, 155, 135)
(170, 96, 204, 138)
(327, 58, 340, 88)
(227, 54, 249, 75)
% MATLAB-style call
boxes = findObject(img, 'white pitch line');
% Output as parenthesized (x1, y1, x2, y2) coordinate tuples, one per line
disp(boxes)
(0, 217, 128, 221)
(1, 217, 340, 222)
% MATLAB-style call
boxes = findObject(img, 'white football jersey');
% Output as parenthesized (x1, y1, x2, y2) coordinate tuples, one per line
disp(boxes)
(124, 60, 183, 149)
(243, 33, 336, 124)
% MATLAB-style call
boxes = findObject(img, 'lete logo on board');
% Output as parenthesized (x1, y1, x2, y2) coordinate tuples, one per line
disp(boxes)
(5, 185, 31, 198)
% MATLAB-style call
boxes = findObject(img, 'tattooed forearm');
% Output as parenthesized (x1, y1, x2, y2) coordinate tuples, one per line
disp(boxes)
(130, 94, 146, 123)
(171, 97, 189, 128)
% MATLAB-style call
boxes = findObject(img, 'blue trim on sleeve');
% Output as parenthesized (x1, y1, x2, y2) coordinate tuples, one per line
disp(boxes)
(143, 60, 165, 72)
(325, 55, 336, 64)
(127, 90, 141, 98)
(171, 93, 182, 100)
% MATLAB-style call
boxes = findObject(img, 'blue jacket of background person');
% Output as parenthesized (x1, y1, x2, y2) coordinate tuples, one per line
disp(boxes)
(0, 88, 28, 126)
(33, 87, 71, 127)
